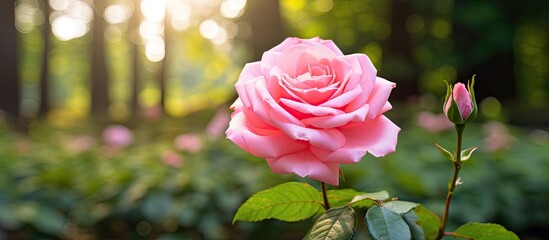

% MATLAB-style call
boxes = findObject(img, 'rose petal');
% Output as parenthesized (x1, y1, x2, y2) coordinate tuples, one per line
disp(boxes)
(365, 77, 396, 119)
(266, 150, 340, 185)
(272, 118, 346, 151)
(280, 98, 345, 116)
(301, 104, 369, 128)
(311, 115, 400, 163)
(340, 54, 377, 111)
(319, 86, 363, 108)
(226, 109, 308, 158)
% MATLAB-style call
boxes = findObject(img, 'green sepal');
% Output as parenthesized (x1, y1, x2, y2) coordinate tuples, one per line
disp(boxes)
(465, 75, 478, 123)
(448, 97, 465, 124)
(443, 80, 452, 111)
(461, 146, 478, 162)
(434, 143, 454, 162)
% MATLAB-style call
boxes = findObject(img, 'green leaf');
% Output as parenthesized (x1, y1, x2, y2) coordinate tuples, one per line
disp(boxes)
(233, 182, 323, 223)
(383, 201, 419, 214)
(305, 206, 356, 240)
(460, 146, 478, 162)
(326, 189, 365, 208)
(414, 205, 441, 240)
(454, 222, 519, 240)
(348, 191, 390, 208)
(365, 205, 411, 240)
(434, 143, 454, 162)
(32, 205, 67, 236)
(403, 211, 425, 240)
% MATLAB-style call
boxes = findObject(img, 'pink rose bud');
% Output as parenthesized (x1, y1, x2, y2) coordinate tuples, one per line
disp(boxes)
(443, 76, 477, 124)
(226, 37, 400, 186)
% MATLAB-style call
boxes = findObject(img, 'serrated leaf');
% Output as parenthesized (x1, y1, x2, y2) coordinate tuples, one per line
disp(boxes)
(349, 190, 389, 208)
(233, 182, 323, 223)
(306, 206, 356, 240)
(403, 211, 425, 240)
(383, 201, 419, 214)
(455, 222, 519, 240)
(414, 205, 441, 240)
(460, 146, 478, 162)
(434, 143, 454, 162)
(366, 205, 411, 240)
(326, 189, 366, 208)
(349, 191, 390, 208)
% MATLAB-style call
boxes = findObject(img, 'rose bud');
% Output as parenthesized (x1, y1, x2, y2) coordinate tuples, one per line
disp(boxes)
(443, 76, 478, 124)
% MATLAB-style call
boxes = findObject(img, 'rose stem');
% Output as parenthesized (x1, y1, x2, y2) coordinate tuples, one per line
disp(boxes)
(321, 182, 330, 210)
(438, 124, 465, 239)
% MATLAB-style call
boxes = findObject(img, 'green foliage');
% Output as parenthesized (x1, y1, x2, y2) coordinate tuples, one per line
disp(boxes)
(382, 201, 418, 215)
(349, 191, 390, 208)
(233, 182, 323, 223)
(365, 205, 411, 240)
(326, 189, 365, 208)
(0, 113, 547, 238)
(402, 211, 425, 240)
(414, 205, 442, 240)
(454, 222, 519, 240)
(306, 206, 356, 240)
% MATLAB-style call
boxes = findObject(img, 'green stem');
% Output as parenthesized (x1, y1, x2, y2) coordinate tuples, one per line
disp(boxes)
(321, 182, 330, 210)
(438, 124, 465, 239)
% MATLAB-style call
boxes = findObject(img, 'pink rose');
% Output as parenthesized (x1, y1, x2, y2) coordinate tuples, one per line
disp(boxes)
(226, 37, 400, 186)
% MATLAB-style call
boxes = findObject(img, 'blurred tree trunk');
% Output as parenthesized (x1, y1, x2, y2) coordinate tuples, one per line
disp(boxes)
(387, 0, 418, 100)
(39, 1, 51, 117)
(0, 1, 20, 121)
(91, 0, 109, 115)
(131, 0, 141, 116)
(158, 6, 169, 114)
(243, 0, 285, 61)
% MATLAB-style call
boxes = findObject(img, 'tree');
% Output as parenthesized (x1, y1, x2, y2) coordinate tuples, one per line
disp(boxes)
(0, 1, 20, 121)
(91, 0, 110, 115)
(244, 0, 285, 61)
(39, 0, 51, 116)
(131, 0, 141, 115)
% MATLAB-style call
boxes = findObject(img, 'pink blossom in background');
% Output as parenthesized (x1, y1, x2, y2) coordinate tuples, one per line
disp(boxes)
(173, 134, 203, 153)
(102, 125, 133, 148)
(66, 135, 95, 153)
(483, 121, 515, 152)
(142, 105, 162, 121)
(415, 111, 453, 133)
(206, 108, 231, 138)
(226, 37, 400, 186)
(162, 150, 185, 168)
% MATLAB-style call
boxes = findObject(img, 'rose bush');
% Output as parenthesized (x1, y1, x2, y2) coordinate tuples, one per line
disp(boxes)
(226, 37, 399, 186)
